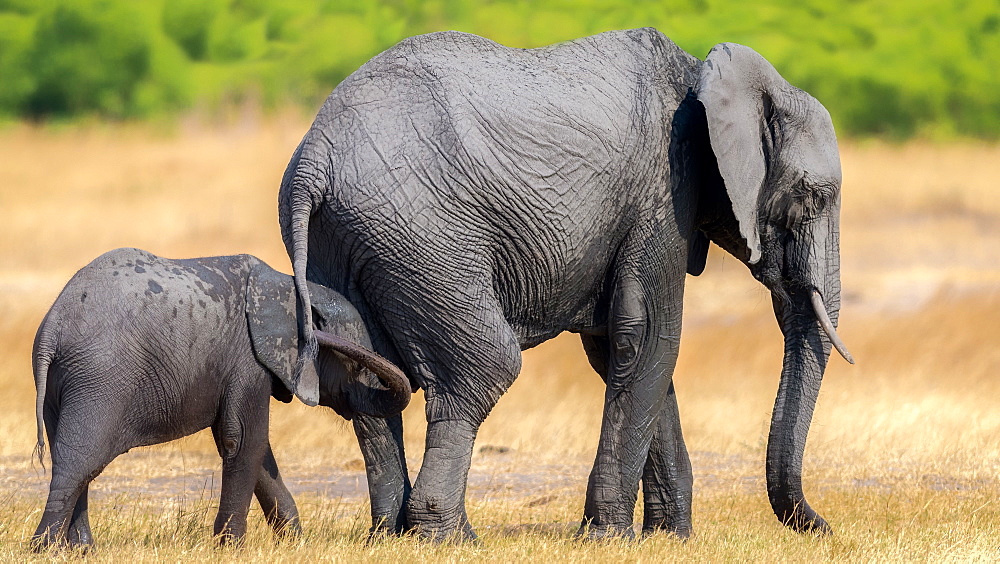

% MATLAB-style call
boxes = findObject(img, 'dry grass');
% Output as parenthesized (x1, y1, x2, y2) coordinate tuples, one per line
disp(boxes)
(1, 118, 999, 560)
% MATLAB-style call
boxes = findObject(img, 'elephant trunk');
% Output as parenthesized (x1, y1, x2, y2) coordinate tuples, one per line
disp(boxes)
(315, 330, 412, 416)
(765, 290, 831, 533)
(765, 215, 845, 533)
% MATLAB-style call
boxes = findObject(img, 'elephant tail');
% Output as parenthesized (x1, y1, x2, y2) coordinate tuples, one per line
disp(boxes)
(290, 198, 319, 387)
(278, 148, 321, 386)
(32, 314, 58, 472)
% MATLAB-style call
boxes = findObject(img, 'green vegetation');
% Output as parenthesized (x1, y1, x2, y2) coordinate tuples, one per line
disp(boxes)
(1, 0, 998, 138)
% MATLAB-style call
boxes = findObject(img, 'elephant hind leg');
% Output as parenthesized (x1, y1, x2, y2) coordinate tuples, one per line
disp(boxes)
(395, 297, 523, 542)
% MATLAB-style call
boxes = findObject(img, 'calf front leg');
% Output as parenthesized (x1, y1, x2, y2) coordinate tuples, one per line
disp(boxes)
(354, 413, 410, 535)
(212, 387, 269, 545)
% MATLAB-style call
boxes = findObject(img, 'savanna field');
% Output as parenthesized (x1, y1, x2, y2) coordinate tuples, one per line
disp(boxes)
(0, 117, 997, 562)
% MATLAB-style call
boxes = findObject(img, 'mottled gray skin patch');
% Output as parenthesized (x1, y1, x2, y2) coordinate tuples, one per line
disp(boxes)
(279, 28, 845, 539)
(29, 248, 405, 549)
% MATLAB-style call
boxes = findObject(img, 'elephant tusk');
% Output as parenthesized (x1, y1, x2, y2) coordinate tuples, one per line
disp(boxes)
(810, 289, 855, 364)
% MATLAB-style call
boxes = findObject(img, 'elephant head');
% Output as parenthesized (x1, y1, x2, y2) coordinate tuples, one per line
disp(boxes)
(245, 261, 411, 418)
(688, 43, 852, 533)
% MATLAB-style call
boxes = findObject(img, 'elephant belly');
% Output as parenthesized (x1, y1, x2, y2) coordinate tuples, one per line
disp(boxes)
(492, 227, 619, 349)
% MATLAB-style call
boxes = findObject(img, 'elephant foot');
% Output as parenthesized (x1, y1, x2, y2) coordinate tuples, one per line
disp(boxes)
(274, 517, 303, 540)
(409, 518, 478, 544)
(405, 507, 477, 543)
(29, 534, 58, 553)
(575, 520, 637, 541)
(787, 513, 832, 535)
(30, 534, 93, 554)
(641, 522, 692, 540)
(214, 527, 247, 547)
(66, 522, 95, 548)
(30, 526, 65, 553)
(366, 509, 410, 541)
(641, 512, 692, 540)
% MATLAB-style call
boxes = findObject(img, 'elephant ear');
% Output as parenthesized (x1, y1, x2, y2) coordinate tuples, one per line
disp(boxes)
(687, 229, 710, 276)
(246, 262, 320, 406)
(696, 43, 790, 265)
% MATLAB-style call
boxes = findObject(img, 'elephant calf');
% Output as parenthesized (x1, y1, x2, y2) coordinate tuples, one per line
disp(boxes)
(30, 248, 411, 549)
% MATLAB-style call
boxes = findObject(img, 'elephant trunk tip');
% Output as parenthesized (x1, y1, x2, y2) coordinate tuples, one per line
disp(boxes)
(810, 289, 854, 364)
(777, 506, 833, 536)
(768, 489, 833, 536)
(314, 329, 412, 416)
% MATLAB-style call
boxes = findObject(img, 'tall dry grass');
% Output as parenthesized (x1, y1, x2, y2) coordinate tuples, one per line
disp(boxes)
(0, 118, 998, 560)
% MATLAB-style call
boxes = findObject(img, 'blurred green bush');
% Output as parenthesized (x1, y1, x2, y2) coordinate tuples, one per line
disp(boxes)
(1, 0, 998, 139)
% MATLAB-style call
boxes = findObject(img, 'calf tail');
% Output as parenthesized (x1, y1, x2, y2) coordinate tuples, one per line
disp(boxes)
(32, 321, 56, 472)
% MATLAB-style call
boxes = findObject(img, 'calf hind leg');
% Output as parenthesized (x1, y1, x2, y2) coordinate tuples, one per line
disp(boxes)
(32, 410, 118, 550)
(254, 441, 302, 538)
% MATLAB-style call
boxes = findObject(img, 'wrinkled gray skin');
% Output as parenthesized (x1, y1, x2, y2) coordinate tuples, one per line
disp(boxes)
(30, 248, 410, 549)
(279, 28, 846, 540)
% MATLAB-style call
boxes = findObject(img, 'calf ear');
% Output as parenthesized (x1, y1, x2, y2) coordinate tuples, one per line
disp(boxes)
(305, 280, 371, 347)
(245, 263, 320, 406)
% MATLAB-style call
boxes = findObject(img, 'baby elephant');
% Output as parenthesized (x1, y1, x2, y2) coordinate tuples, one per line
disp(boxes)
(31, 248, 411, 549)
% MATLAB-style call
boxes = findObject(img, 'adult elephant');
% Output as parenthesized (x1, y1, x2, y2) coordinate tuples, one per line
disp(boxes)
(278, 28, 852, 540)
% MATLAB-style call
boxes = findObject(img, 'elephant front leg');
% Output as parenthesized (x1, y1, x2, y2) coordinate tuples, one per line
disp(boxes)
(581, 335, 693, 537)
(354, 413, 411, 536)
(579, 273, 683, 539)
(641, 382, 693, 538)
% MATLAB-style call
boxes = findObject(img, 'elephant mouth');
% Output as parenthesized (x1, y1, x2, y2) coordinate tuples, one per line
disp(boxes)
(324, 387, 357, 420)
(756, 224, 852, 364)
